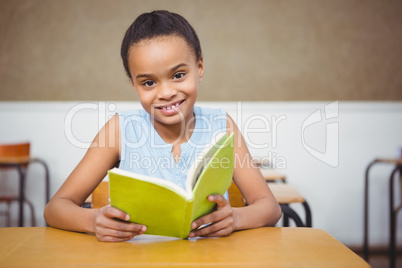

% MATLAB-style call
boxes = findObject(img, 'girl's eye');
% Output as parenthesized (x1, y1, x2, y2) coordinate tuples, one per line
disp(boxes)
(143, 80, 156, 87)
(173, 72, 185, 80)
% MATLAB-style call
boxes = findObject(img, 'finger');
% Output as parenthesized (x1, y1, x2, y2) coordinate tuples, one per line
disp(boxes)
(97, 216, 147, 233)
(99, 206, 147, 232)
(208, 194, 228, 208)
(96, 224, 144, 239)
(190, 217, 233, 238)
(195, 226, 233, 238)
(96, 233, 135, 242)
(191, 210, 227, 230)
(95, 209, 147, 237)
(95, 223, 146, 243)
(200, 227, 233, 238)
(101, 205, 130, 221)
(191, 200, 232, 230)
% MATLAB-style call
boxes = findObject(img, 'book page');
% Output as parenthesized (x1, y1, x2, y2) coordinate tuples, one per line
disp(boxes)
(186, 132, 227, 193)
(190, 133, 234, 221)
(110, 168, 189, 200)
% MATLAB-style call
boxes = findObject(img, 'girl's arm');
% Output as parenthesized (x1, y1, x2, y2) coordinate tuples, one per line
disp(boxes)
(44, 114, 146, 241)
(189, 114, 282, 237)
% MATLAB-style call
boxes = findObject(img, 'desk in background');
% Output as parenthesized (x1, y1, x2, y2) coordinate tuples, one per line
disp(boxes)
(260, 168, 312, 227)
(0, 227, 369, 267)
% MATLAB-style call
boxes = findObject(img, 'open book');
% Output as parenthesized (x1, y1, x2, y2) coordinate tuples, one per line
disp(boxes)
(108, 132, 234, 239)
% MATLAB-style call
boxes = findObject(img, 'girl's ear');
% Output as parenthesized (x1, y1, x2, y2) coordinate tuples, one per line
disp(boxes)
(197, 57, 204, 82)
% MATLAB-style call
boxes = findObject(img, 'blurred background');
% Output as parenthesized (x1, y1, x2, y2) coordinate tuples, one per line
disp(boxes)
(1, 0, 402, 266)
(1, 0, 402, 101)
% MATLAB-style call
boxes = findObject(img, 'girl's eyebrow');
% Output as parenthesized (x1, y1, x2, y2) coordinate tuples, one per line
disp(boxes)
(135, 63, 188, 79)
(170, 63, 188, 72)
(135, 73, 152, 79)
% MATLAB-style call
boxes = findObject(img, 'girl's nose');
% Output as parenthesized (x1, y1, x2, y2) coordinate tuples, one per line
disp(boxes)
(157, 83, 177, 100)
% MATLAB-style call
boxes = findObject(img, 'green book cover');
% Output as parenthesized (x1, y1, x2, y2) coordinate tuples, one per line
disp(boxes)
(108, 132, 234, 239)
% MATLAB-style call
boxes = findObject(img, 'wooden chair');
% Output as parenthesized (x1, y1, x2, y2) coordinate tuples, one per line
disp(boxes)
(0, 142, 38, 226)
(91, 181, 110, 209)
(228, 181, 246, 207)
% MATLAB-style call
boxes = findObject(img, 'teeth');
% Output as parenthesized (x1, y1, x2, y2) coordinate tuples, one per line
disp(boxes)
(160, 101, 180, 110)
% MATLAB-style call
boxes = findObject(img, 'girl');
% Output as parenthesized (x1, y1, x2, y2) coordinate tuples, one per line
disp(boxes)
(44, 10, 281, 242)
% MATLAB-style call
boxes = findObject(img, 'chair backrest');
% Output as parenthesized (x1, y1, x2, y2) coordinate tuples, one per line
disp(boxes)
(91, 180, 246, 209)
(92, 181, 110, 209)
(228, 181, 246, 207)
(0, 143, 30, 158)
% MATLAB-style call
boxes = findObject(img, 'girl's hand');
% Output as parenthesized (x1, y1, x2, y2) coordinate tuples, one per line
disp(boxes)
(189, 194, 237, 238)
(94, 205, 147, 242)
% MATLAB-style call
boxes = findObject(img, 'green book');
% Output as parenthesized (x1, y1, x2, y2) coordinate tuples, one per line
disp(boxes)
(108, 132, 234, 239)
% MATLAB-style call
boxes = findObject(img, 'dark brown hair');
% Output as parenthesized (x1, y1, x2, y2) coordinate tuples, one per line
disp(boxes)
(121, 10, 202, 80)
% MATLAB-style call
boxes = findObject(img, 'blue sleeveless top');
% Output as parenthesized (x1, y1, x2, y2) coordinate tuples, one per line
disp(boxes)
(118, 106, 227, 190)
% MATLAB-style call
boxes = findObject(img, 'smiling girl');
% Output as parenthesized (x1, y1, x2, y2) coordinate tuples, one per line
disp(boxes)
(44, 10, 281, 242)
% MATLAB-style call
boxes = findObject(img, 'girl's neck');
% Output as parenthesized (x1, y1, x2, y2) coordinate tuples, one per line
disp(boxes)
(151, 111, 195, 146)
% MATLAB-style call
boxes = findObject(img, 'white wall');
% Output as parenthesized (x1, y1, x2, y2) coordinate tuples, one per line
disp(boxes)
(0, 101, 401, 249)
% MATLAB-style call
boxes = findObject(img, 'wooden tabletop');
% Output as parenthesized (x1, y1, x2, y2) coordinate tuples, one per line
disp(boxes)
(374, 158, 402, 165)
(260, 168, 287, 181)
(0, 227, 369, 267)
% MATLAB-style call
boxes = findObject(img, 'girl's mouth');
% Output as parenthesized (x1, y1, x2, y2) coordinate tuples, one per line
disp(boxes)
(156, 100, 185, 110)
(155, 100, 185, 115)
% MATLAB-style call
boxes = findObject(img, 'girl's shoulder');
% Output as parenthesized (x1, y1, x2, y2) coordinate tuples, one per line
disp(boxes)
(194, 106, 227, 132)
(194, 106, 226, 117)
(116, 108, 148, 118)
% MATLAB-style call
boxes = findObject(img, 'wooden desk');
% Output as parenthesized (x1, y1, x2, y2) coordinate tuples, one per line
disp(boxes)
(267, 183, 312, 228)
(268, 183, 305, 204)
(260, 168, 287, 182)
(0, 227, 369, 267)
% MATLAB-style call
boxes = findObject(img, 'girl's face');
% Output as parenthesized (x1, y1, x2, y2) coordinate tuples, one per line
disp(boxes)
(128, 36, 204, 128)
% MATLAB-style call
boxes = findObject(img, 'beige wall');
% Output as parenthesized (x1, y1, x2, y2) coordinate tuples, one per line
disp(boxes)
(1, 0, 401, 101)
